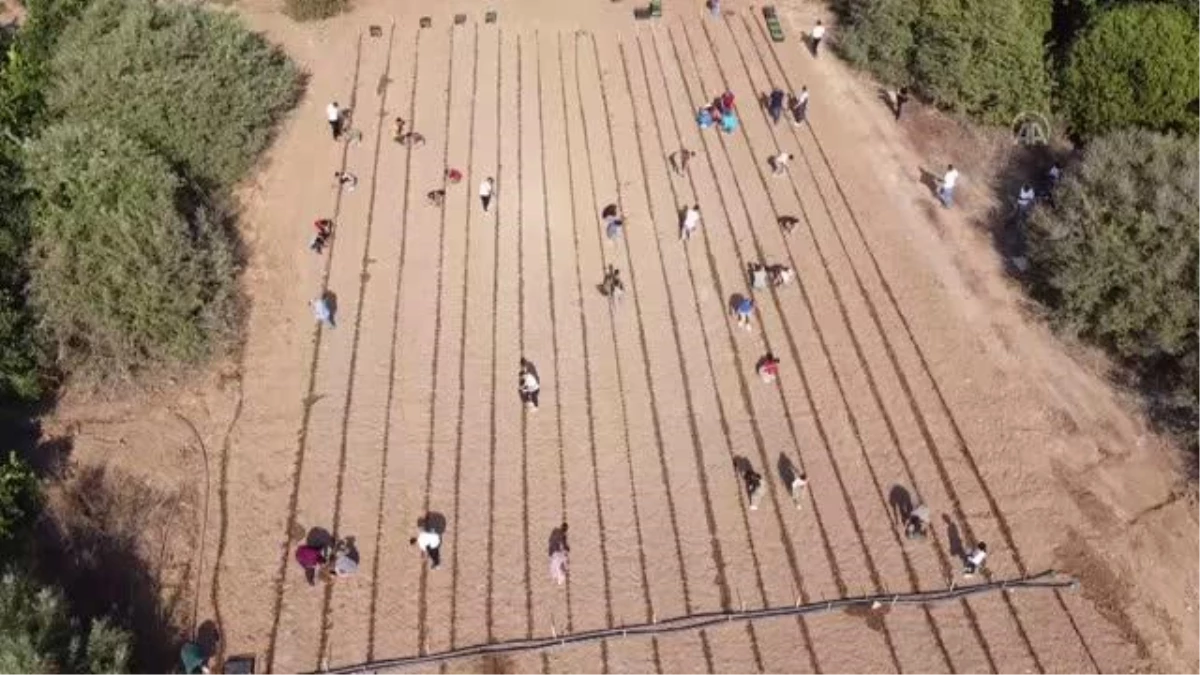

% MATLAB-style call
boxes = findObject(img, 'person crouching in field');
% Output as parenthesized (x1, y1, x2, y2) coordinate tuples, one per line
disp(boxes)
(549, 523, 569, 585)
(767, 264, 795, 287)
(519, 358, 541, 412)
(600, 264, 625, 302)
(756, 352, 780, 383)
(310, 219, 333, 254)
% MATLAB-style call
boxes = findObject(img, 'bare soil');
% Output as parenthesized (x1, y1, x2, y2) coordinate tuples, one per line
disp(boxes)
(41, 0, 1198, 672)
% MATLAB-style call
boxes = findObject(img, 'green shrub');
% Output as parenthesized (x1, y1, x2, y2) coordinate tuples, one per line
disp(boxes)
(0, 0, 93, 402)
(0, 571, 132, 673)
(25, 122, 239, 379)
(834, 0, 919, 86)
(48, 0, 303, 190)
(0, 452, 40, 551)
(834, 0, 1051, 123)
(909, 0, 1051, 123)
(1029, 129, 1197, 359)
(1060, 3, 1199, 140)
(283, 0, 348, 22)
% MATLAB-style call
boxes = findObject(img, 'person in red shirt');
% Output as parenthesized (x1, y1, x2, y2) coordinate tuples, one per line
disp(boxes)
(720, 90, 735, 114)
(311, 219, 333, 254)
(295, 544, 328, 586)
(757, 352, 780, 383)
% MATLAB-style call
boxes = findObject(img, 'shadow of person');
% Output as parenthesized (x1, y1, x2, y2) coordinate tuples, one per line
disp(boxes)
(776, 453, 797, 488)
(942, 514, 964, 560)
(877, 86, 896, 115)
(323, 290, 339, 319)
(519, 357, 539, 380)
(419, 511, 448, 535)
(918, 166, 942, 197)
(732, 455, 753, 478)
(196, 620, 221, 658)
(306, 527, 334, 549)
(888, 485, 913, 526)
(547, 523, 569, 556)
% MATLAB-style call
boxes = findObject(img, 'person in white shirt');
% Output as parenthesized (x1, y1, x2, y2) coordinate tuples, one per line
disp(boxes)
(518, 358, 540, 411)
(311, 294, 335, 329)
(480, 177, 495, 212)
(905, 503, 931, 540)
(772, 152, 793, 176)
(963, 542, 987, 577)
(681, 204, 701, 241)
(790, 472, 808, 509)
(810, 20, 826, 57)
(334, 171, 357, 192)
(326, 101, 342, 140)
(792, 86, 810, 126)
(410, 528, 442, 570)
(938, 164, 960, 208)
(1017, 184, 1036, 213)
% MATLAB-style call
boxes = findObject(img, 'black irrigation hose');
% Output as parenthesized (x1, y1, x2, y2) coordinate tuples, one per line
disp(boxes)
(321, 570, 1078, 673)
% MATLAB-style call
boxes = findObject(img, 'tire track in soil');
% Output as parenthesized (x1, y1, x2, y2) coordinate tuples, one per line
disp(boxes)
(488, 32, 540, 672)
(446, 21, 480, 658)
(665, 21, 902, 670)
(265, 34, 365, 672)
(202, 375, 242, 667)
(629, 29, 820, 673)
(367, 23, 423, 663)
(515, 33, 535, 653)
(530, 30, 573, 672)
(450, 20, 499, 668)
(415, 22, 459, 658)
(720, 14, 1003, 667)
(611, 36, 764, 672)
(486, 28, 503, 646)
(316, 23, 398, 666)
(702, 17, 969, 672)
(584, 31, 713, 674)
(743, 12, 1098, 672)
(555, 30, 615, 674)
(571, 29, 663, 674)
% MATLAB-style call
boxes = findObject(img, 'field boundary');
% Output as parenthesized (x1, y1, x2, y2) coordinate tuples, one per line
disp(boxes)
(324, 572, 1079, 674)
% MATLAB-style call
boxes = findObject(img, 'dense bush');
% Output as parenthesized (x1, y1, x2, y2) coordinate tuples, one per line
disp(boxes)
(834, 0, 1051, 124)
(283, 0, 348, 22)
(48, 0, 303, 190)
(1059, 3, 1199, 140)
(1027, 129, 1198, 450)
(0, 0, 95, 402)
(833, 0, 918, 86)
(0, 453, 40, 552)
(25, 122, 239, 378)
(0, 571, 132, 673)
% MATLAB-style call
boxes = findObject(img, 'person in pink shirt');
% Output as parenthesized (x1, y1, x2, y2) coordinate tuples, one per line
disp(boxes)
(295, 544, 328, 586)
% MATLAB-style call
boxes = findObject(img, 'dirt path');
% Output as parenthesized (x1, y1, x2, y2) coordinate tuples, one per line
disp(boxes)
(48, 1, 1196, 672)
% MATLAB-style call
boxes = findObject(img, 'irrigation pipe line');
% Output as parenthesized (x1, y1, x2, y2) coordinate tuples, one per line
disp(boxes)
(319, 569, 1077, 673)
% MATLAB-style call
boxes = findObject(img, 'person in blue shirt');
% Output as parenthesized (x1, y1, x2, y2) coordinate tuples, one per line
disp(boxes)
(721, 109, 739, 133)
(767, 88, 785, 124)
(734, 296, 754, 331)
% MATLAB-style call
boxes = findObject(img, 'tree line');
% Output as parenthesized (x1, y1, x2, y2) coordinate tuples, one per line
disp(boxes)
(0, 0, 302, 668)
